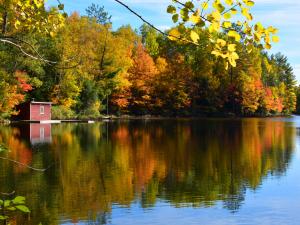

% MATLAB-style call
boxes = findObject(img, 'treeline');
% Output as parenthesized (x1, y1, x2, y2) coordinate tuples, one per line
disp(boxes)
(0, 5, 297, 119)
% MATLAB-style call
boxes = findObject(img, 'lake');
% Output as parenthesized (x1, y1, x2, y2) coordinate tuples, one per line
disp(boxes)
(1, 117, 300, 225)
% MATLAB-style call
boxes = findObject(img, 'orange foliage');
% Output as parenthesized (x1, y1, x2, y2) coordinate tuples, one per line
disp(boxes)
(15, 70, 33, 92)
(263, 87, 283, 113)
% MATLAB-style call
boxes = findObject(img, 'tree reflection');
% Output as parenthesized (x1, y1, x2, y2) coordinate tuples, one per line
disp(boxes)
(0, 119, 296, 224)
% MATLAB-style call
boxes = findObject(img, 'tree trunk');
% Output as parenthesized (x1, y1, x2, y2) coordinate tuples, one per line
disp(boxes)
(2, 11, 8, 34)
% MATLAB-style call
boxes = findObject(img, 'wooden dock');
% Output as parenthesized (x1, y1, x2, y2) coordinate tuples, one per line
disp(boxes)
(13, 120, 96, 124)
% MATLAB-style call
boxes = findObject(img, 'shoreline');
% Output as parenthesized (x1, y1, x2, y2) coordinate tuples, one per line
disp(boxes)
(1, 114, 295, 124)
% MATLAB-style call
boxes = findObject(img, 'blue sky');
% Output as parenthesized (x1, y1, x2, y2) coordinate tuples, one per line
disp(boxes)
(47, 0, 300, 83)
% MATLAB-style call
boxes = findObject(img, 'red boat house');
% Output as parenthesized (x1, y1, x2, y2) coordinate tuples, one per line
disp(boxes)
(14, 100, 52, 121)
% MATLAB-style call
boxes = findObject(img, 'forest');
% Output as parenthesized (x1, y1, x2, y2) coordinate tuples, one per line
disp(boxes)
(0, 3, 299, 120)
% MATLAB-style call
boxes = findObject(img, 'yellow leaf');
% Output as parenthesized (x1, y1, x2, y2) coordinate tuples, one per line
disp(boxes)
(223, 12, 231, 20)
(228, 30, 241, 42)
(265, 43, 272, 49)
(241, 7, 253, 21)
(190, 30, 200, 43)
(244, 0, 255, 7)
(212, 11, 221, 21)
(223, 21, 232, 28)
(217, 39, 227, 47)
(211, 50, 221, 57)
(272, 36, 280, 43)
(225, 0, 233, 6)
(190, 14, 200, 24)
(168, 28, 181, 41)
(228, 44, 236, 52)
(231, 9, 238, 15)
(202, 2, 209, 10)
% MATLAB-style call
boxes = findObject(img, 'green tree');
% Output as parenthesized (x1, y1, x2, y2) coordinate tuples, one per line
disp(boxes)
(86, 3, 112, 25)
(140, 24, 160, 57)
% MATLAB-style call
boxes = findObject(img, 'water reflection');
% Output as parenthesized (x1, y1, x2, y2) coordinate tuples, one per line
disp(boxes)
(0, 119, 296, 224)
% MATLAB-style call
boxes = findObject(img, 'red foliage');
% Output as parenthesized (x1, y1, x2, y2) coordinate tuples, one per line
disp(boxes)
(15, 70, 32, 92)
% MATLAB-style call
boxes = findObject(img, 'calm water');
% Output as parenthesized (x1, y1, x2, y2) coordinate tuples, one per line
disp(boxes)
(1, 117, 300, 224)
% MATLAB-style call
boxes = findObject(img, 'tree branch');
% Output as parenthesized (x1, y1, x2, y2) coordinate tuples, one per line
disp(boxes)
(1, 11, 8, 34)
(0, 36, 81, 69)
(222, 3, 239, 15)
(201, 0, 211, 17)
(112, 0, 197, 45)
(173, 0, 210, 23)
(0, 37, 58, 64)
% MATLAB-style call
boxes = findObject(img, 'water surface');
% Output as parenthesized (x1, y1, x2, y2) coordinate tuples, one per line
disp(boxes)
(1, 117, 300, 224)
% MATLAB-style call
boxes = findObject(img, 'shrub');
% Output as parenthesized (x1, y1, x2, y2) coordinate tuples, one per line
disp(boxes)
(51, 106, 75, 120)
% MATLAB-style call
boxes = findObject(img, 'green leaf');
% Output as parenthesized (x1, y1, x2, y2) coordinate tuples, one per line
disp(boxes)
(13, 196, 26, 204)
(15, 205, 30, 213)
(0, 215, 8, 220)
(180, 8, 189, 21)
(58, 4, 64, 10)
(172, 14, 179, 23)
(167, 5, 176, 14)
(4, 200, 11, 207)
(185, 1, 194, 9)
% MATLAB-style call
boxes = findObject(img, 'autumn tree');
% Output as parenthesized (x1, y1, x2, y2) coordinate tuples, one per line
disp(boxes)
(126, 43, 158, 114)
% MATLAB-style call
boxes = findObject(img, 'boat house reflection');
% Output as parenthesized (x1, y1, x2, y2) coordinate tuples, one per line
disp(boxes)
(22, 123, 52, 145)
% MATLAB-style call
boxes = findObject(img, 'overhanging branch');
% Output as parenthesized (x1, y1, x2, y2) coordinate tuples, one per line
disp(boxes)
(0, 36, 80, 69)
(112, 0, 197, 45)
(0, 37, 58, 64)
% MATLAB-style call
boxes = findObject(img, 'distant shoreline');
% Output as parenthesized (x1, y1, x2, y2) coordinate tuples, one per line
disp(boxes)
(1, 114, 295, 124)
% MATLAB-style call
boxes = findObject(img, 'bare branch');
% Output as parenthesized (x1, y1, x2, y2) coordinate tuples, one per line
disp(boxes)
(0, 36, 60, 64)
(0, 38, 52, 62)
(1, 191, 15, 196)
(0, 36, 81, 69)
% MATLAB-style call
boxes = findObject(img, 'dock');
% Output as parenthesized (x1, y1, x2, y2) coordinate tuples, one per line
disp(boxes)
(12, 120, 96, 124)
